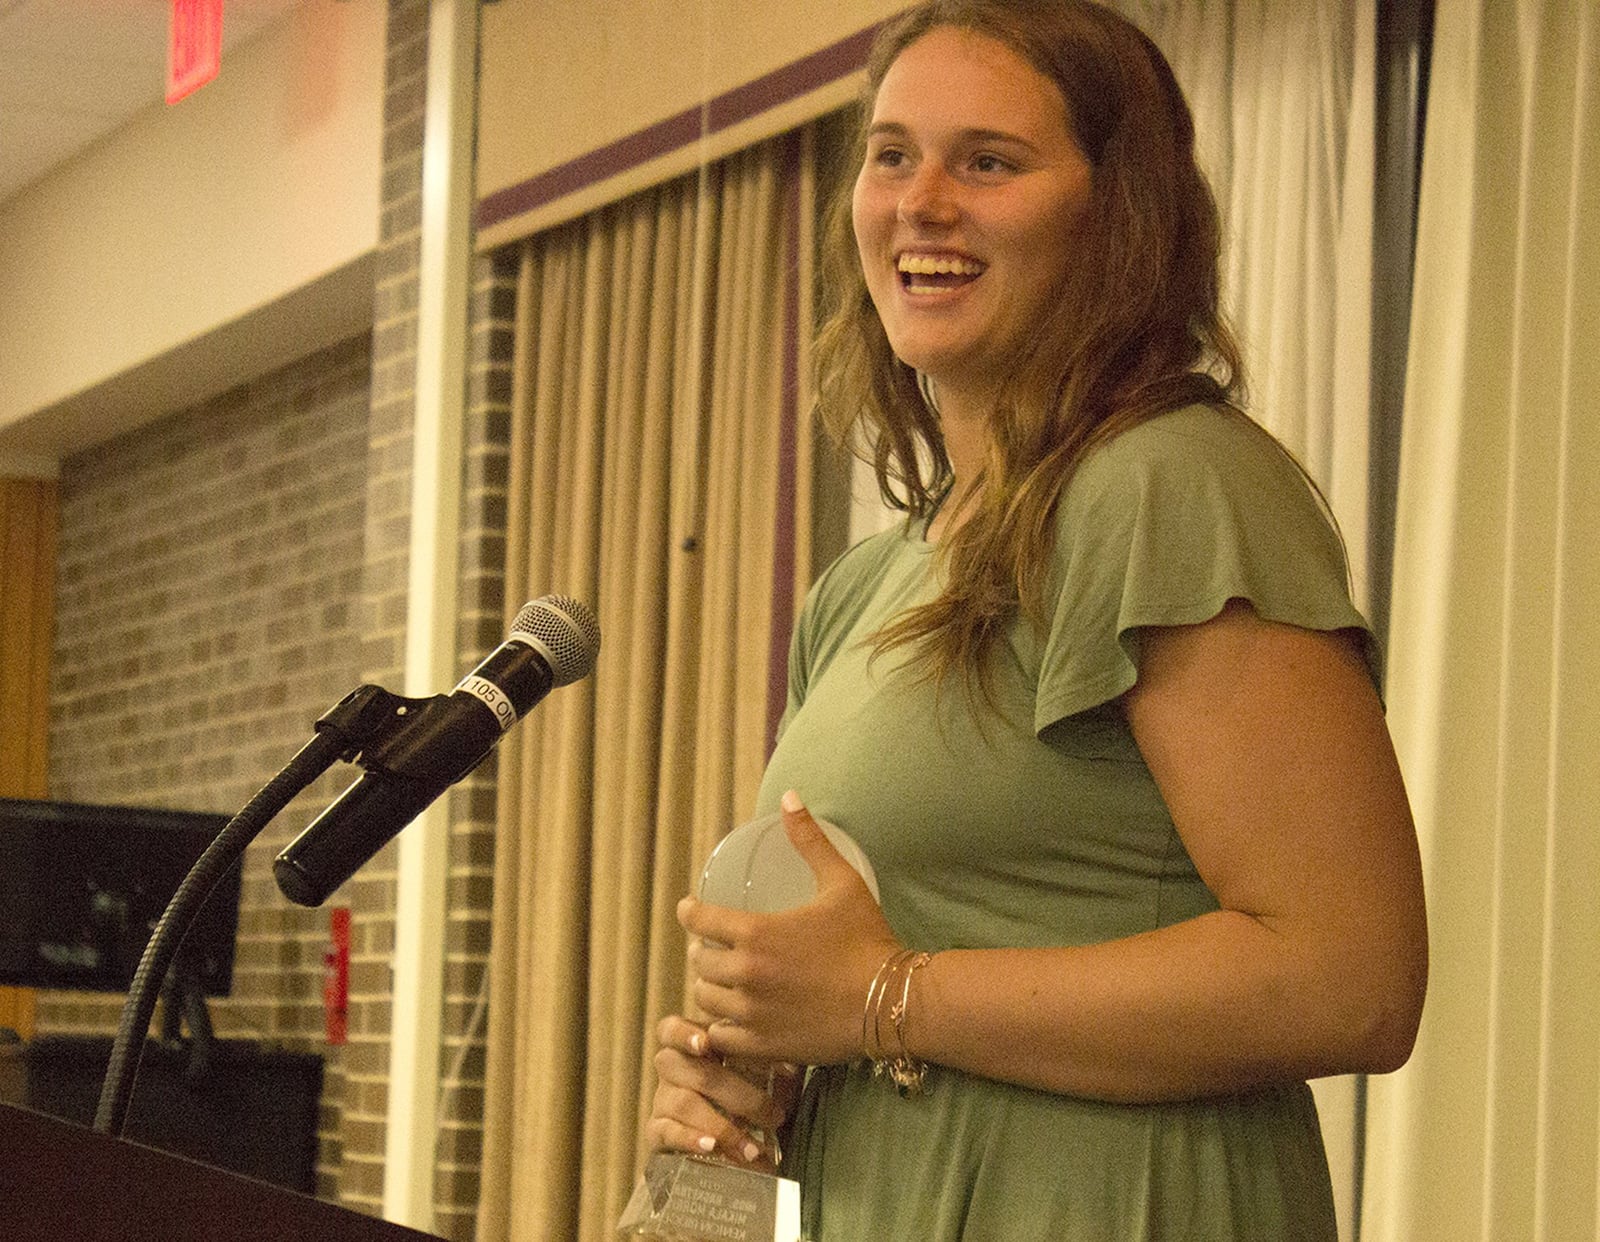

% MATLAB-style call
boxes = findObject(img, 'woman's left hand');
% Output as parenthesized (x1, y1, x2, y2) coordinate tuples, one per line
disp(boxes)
(679, 790, 903, 1066)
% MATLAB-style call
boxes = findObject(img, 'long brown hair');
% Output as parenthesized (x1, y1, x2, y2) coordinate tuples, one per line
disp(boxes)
(813, 0, 1245, 700)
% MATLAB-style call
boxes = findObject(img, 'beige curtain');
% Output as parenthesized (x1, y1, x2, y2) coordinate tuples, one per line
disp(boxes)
(476, 130, 823, 1241)
(1362, 4, 1600, 1239)
(1124, 0, 1377, 604)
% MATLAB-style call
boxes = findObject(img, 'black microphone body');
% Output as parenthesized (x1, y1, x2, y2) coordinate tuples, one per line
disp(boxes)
(274, 596, 599, 907)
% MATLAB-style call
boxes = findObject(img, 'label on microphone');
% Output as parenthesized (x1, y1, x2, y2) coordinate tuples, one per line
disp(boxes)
(458, 675, 519, 730)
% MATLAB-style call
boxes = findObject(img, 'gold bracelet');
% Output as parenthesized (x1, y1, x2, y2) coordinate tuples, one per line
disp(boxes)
(873, 950, 918, 1070)
(859, 947, 934, 1095)
(862, 948, 912, 1063)
(887, 951, 933, 1097)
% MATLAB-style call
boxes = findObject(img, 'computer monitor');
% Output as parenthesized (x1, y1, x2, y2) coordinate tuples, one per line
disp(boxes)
(0, 798, 240, 996)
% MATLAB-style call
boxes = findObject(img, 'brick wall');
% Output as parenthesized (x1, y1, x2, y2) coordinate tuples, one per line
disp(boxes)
(36, 2, 511, 1231)
(330, 0, 431, 1209)
(41, 332, 373, 1197)
(428, 246, 518, 1240)
(339, 2, 514, 1234)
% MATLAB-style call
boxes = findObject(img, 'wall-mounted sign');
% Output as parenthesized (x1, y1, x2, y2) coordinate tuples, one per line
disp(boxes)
(167, 0, 223, 104)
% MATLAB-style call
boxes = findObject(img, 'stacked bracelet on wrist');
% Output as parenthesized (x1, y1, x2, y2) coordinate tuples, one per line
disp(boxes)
(861, 948, 934, 1096)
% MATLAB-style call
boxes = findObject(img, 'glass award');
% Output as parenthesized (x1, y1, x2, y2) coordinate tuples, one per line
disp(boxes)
(617, 811, 878, 1241)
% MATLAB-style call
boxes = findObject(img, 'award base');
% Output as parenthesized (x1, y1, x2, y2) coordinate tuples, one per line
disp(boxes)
(617, 1152, 801, 1242)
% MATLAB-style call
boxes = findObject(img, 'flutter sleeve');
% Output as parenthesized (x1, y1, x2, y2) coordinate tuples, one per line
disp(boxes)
(1033, 405, 1378, 736)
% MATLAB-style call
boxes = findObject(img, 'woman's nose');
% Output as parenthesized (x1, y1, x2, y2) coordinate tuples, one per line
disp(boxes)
(898, 164, 959, 227)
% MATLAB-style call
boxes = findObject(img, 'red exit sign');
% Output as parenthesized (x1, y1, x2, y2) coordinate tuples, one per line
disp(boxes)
(167, 0, 223, 104)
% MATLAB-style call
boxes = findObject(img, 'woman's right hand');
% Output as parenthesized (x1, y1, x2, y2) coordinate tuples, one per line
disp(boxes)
(646, 1014, 800, 1175)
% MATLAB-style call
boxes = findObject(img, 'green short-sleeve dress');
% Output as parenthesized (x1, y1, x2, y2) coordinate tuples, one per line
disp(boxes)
(752, 405, 1374, 1241)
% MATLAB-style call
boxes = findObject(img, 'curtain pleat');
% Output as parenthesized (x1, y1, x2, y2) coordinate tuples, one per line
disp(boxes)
(478, 133, 804, 1242)
(1363, 4, 1600, 1239)
(579, 189, 672, 1228)
(1119, 0, 1375, 610)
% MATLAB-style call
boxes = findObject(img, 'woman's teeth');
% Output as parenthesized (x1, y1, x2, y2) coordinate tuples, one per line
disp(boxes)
(898, 254, 984, 291)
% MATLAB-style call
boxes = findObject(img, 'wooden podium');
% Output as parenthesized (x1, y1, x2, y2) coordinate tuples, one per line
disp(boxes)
(0, 1101, 444, 1242)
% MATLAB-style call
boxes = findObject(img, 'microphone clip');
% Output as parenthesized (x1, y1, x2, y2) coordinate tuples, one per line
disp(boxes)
(313, 684, 482, 786)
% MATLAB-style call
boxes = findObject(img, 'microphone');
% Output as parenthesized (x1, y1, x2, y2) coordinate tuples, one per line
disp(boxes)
(273, 595, 601, 907)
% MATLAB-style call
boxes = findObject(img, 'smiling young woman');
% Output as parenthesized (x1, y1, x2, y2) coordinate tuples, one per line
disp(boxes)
(817, 0, 1248, 691)
(645, 4, 1427, 1239)
(850, 27, 1095, 413)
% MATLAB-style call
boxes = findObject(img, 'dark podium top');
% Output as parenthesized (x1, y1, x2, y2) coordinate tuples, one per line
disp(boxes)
(0, 1101, 444, 1242)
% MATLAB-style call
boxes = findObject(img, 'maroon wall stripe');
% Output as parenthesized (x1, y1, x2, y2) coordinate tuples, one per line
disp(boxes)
(477, 22, 881, 231)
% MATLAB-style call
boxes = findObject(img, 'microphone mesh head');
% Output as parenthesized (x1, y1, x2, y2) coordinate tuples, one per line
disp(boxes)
(512, 595, 601, 686)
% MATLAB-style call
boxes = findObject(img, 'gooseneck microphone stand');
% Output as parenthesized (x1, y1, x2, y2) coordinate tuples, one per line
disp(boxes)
(94, 594, 601, 1139)
(93, 683, 416, 1138)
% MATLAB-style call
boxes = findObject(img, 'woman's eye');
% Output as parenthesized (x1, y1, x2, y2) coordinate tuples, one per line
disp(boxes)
(971, 153, 1012, 174)
(872, 147, 908, 169)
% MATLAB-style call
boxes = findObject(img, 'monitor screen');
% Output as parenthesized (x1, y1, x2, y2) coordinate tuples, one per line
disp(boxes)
(0, 798, 240, 996)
